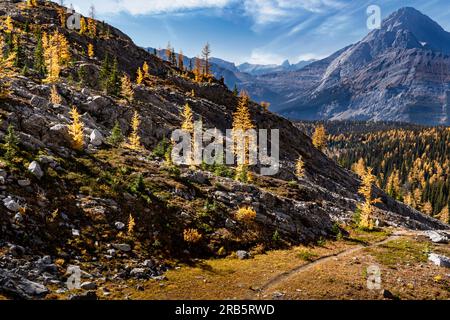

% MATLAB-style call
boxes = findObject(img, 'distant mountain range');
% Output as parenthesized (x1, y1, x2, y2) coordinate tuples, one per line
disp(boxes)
(148, 7, 450, 125)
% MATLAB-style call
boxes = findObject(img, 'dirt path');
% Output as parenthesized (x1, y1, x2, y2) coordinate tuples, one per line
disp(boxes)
(254, 233, 404, 298)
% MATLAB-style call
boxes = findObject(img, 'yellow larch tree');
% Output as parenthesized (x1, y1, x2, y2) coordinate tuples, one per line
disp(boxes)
(180, 103, 195, 165)
(296, 155, 305, 178)
(439, 206, 449, 224)
(0, 35, 16, 99)
(352, 158, 366, 177)
(68, 106, 84, 151)
(79, 17, 87, 35)
(121, 74, 134, 103)
(142, 61, 150, 80)
(87, 18, 97, 38)
(128, 214, 135, 235)
(312, 124, 327, 151)
(232, 91, 255, 181)
(87, 43, 94, 58)
(4, 16, 14, 33)
(50, 85, 62, 104)
(357, 167, 381, 230)
(128, 111, 142, 150)
(27, 0, 38, 8)
(422, 201, 433, 215)
(181, 103, 194, 132)
(43, 31, 71, 83)
(136, 67, 143, 85)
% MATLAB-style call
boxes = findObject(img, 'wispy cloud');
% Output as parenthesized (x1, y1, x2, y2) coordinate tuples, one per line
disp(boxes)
(72, 0, 233, 16)
(243, 0, 345, 27)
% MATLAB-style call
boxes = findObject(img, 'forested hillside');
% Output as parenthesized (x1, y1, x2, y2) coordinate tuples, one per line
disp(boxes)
(297, 121, 449, 221)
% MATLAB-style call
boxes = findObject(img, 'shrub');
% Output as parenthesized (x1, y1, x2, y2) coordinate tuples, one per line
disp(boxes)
(235, 206, 256, 223)
(183, 228, 202, 243)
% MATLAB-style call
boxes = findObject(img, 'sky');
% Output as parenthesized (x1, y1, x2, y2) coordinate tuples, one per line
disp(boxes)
(68, 0, 450, 65)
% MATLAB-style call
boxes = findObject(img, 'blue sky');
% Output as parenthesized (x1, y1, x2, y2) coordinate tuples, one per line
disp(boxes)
(70, 0, 450, 65)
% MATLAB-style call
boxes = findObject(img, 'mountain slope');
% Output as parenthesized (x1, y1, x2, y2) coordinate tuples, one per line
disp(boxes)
(273, 7, 450, 125)
(0, 1, 447, 299)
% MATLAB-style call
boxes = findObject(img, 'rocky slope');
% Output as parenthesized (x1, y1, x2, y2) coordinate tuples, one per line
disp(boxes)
(0, 1, 447, 299)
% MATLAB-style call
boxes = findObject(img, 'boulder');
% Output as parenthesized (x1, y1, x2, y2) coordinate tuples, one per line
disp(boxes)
(425, 231, 448, 244)
(80, 281, 97, 290)
(236, 250, 251, 260)
(112, 243, 131, 252)
(89, 129, 103, 146)
(28, 161, 43, 179)
(181, 171, 209, 184)
(18, 179, 31, 187)
(30, 95, 48, 109)
(130, 268, 147, 279)
(428, 253, 450, 268)
(3, 197, 20, 212)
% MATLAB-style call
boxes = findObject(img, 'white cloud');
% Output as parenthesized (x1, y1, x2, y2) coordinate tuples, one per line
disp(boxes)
(71, 0, 233, 16)
(247, 49, 285, 65)
(243, 0, 345, 27)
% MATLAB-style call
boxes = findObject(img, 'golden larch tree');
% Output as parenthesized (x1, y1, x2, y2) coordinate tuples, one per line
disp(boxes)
(439, 206, 449, 224)
(142, 61, 150, 80)
(296, 155, 305, 178)
(358, 167, 381, 230)
(121, 75, 134, 102)
(50, 85, 62, 104)
(87, 18, 97, 38)
(0, 35, 16, 99)
(128, 214, 136, 235)
(352, 158, 366, 177)
(312, 124, 327, 151)
(181, 103, 194, 133)
(79, 17, 87, 35)
(232, 91, 255, 181)
(4, 16, 14, 33)
(136, 67, 143, 85)
(87, 43, 94, 58)
(68, 106, 84, 151)
(128, 111, 142, 150)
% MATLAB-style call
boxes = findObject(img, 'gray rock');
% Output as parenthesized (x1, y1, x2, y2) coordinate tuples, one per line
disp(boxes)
(112, 243, 131, 252)
(429, 253, 450, 268)
(236, 250, 251, 260)
(9, 245, 25, 257)
(142, 259, 154, 268)
(425, 231, 449, 244)
(181, 171, 209, 184)
(3, 197, 20, 212)
(89, 129, 103, 146)
(30, 95, 48, 109)
(18, 279, 49, 296)
(14, 212, 23, 223)
(18, 179, 31, 187)
(0, 169, 7, 178)
(80, 281, 97, 290)
(28, 161, 43, 179)
(130, 268, 147, 278)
